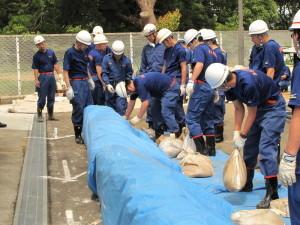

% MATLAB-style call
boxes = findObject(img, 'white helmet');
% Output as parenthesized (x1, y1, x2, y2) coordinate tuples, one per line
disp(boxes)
(184, 29, 199, 45)
(202, 29, 217, 40)
(143, 23, 157, 36)
(205, 63, 230, 89)
(249, 20, 269, 35)
(34, 35, 45, 45)
(92, 26, 104, 35)
(199, 28, 207, 36)
(115, 81, 127, 98)
(76, 30, 92, 45)
(156, 28, 172, 43)
(290, 10, 300, 30)
(93, 34, 108, 44)
(112, 40, 125, 55)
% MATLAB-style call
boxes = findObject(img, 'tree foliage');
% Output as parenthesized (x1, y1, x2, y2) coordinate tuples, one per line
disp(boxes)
(0, 0, 292, 34)
(157, 9, 181, 31)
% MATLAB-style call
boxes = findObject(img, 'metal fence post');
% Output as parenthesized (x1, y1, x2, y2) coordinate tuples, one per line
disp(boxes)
(130, 32, 134, 65)
(16, 36, 21, 95)
(219, 31, 223, 49)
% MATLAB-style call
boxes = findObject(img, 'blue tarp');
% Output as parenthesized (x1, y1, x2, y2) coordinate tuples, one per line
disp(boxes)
(83, 106, 233, 225)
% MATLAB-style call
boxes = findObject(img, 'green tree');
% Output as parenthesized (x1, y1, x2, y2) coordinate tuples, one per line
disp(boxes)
(215, 0, 279, 30)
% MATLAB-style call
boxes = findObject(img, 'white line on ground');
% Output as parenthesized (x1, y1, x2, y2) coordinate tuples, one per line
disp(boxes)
(71, 171, 87, 180)
(62, 160, 72, 180)
(26, 134, 75, 140)
(65, 210, 75, 225)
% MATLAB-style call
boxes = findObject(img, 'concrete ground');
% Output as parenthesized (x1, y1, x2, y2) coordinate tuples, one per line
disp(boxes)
(0, 112, 33, 225)
(0, 93, 291, 225)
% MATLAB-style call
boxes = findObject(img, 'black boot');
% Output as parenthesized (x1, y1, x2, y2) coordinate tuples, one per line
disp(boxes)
(240, 168, 254, 192)
(37, 108, 44, 122)
(256, 177, 279, 209)
(193, 136, 208, 155)
(47, 106, 58, 121)
(91, 193, 99, 202)
(0, 122, 7, 128)
(215, 125, 224, 143)
(74, 126, 84, 144)
(206, 136, 216, 156)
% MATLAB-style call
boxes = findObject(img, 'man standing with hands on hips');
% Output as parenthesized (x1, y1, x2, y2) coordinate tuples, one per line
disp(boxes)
(32, 35, 63, 122)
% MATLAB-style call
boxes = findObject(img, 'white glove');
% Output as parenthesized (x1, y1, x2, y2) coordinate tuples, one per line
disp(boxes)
(233, 135, 246, 151)
(122, 115, 128, 120)
(186, 80, 194, 96)
(233, 131, 240, 141)
(66, 87, 74, 100)
(88, 78, 95, 90)
(279, 152, 297, 186)
(180, 84, 186, 96)
(106, 84, 115, 94)
(130, 116, 141, 125)
(213, 89, 219, 103)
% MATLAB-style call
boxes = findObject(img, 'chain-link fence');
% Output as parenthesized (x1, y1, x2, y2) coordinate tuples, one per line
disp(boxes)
(0, 31, 292, 96)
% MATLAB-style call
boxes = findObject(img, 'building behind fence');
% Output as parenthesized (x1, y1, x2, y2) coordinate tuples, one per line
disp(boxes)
(0, 31, 292, 96)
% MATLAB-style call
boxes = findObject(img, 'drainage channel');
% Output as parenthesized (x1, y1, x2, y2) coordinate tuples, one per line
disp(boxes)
(13, 115, 47, 225)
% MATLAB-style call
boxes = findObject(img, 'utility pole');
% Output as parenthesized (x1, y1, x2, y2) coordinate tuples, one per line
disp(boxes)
(238, 0, 244, 65)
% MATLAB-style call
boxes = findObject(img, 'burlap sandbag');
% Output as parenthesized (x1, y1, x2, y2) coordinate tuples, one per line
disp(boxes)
(270, 198, 289, 218)
(231, 209, 285, 225)
(223, 149, 247, 192)
(159, 136, 183, 158)
(180, 153, 214, 177)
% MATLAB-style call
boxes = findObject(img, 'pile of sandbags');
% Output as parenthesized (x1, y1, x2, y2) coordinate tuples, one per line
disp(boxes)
(231, 209, 285, 225)
(223, 149, 247, 192)
(180, 153, 214, 178)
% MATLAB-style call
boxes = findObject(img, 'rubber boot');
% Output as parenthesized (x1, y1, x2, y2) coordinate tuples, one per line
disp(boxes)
(74, 125, 84, 144)
(91, 193, 99, 202)
(215, 125, 224, 143)
(240, 168, 254, 192)
(256, 177, 279, 209)
(48, 106, 58, 121)
(0, 122, 7, 128)
(206, 136, 216, 156)
(37, 108, 44, 122)
(193, 136, 208, 155)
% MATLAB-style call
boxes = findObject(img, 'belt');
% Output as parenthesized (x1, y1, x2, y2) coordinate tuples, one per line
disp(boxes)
(265, 99, 277, 105)
(69, 77, 88, 81)
(194, 80, 205, 84)
(39, 72, 54, 75)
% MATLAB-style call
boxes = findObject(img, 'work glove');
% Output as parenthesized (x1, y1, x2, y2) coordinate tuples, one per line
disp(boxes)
(130, 116, 141, 125)
(106, 84, 115, 94)
(66, 87, 74, 100)
(88, 78, 95, 90)
(180, 84, 186, 96)
(233, 131, 246, 151)
(213, 89, 219, 103)
(279, 151, 297, 186)
(186, 80, 194, 96)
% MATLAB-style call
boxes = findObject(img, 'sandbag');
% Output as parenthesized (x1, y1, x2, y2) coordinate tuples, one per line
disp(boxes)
(231, 209, 285, 225)
(182, 131, 196, 152)
(223, 149, 247, 192)
(270, 198, 289, 218)
(158, 135, 183, 158)
(176, 148, 195, 160)
(180, 153, 214, 177)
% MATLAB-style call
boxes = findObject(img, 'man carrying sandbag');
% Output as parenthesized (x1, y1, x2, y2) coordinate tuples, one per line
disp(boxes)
(205, 63, 286, 209)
